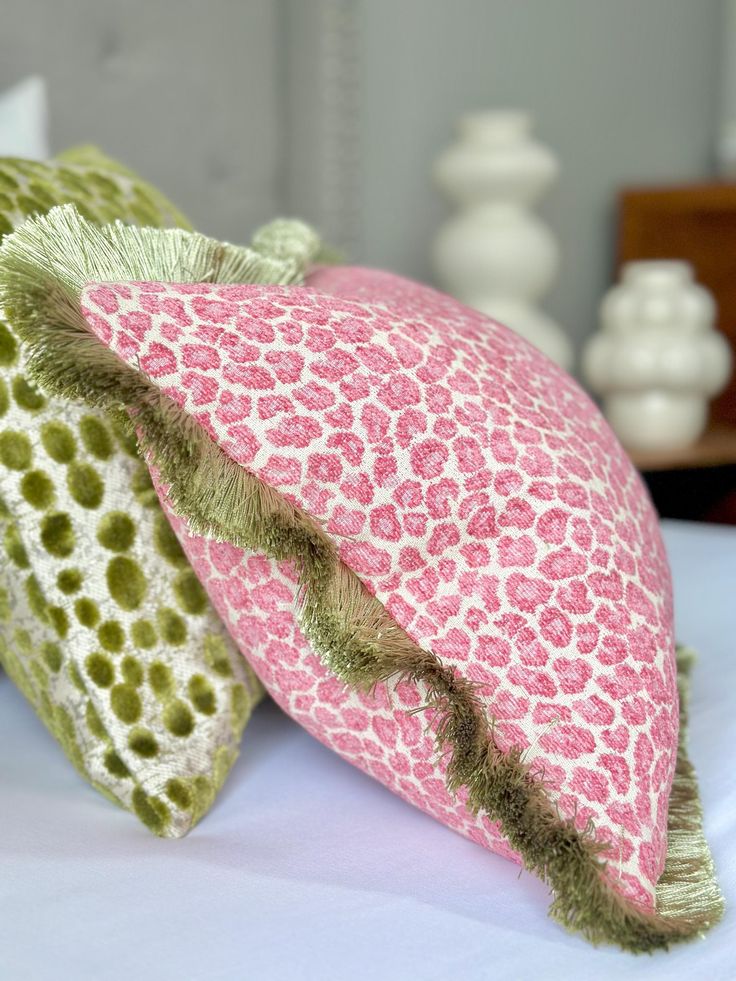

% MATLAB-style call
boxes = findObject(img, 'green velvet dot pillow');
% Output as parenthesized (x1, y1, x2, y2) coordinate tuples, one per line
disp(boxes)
(0, 154, 318, 835)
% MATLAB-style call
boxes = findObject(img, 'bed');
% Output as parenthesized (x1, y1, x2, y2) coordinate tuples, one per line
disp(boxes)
(1, 519, 734, 980)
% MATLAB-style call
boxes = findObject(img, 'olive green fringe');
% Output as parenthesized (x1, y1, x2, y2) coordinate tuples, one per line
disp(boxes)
(0, 206, 723, 952)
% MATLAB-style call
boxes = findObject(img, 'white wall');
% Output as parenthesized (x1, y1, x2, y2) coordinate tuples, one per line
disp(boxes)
(362, 0, 722, 348)
(287, 0, 723, 350)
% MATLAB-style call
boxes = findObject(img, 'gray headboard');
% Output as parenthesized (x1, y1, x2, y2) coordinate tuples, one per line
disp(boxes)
(0, 0, 283, 244)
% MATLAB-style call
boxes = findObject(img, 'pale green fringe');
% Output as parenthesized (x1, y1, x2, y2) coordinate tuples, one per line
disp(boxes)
(0, 206, 724, 952)
(655, 648, 723, 920)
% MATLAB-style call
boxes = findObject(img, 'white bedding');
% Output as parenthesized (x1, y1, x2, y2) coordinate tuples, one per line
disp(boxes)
(1, 519, 734, 980)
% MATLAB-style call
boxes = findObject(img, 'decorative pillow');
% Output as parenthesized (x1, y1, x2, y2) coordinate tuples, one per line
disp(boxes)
(0, 224, 722, 950)
(0, 76, 49, 159)
(0, 184, 316, 836)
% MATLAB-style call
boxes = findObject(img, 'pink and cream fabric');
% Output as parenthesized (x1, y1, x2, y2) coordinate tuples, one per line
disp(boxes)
(48, 264, 720, 948)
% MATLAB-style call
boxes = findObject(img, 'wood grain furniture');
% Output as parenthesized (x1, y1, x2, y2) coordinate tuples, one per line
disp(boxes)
(618, 182, 736, 426)
(619, 183, 736, 523)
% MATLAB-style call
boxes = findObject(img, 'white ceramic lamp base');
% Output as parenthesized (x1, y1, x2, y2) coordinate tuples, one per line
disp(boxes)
(433, 111, 573, 371)
(583, 261, 732, 453)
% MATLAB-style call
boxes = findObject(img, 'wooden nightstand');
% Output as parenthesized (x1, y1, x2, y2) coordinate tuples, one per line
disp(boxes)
(617, 182, 736, 523)
(628, 425, 736, 524)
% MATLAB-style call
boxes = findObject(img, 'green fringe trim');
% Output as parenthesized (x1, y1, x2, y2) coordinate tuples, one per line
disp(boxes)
(0, 206, 724, 952)
(655, 648, 723, 920)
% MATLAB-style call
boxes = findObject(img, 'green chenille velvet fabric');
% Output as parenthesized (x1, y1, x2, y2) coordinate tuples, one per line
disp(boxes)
(0, 149, 264, 836)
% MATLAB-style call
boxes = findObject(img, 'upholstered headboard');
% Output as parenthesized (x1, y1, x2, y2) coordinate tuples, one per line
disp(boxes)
(0, 0, 283, 243)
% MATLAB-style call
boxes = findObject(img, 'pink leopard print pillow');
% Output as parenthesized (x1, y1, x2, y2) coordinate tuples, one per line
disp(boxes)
(9, 258, 721, 950)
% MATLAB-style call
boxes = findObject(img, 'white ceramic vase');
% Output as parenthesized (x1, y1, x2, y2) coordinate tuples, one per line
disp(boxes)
(582, 261, 732, 452)
(432, 110, 573, 370)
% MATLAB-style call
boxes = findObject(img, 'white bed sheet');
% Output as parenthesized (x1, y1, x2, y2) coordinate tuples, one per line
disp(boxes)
(1, 519, 734, 981)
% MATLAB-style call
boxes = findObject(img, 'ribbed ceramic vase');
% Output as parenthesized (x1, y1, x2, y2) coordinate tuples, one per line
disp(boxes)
(583, 261, 732, 452)
(433, 110, 573, 370)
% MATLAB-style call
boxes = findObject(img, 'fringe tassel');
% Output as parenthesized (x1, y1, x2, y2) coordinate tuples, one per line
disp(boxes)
(655, 648, 724, 924)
